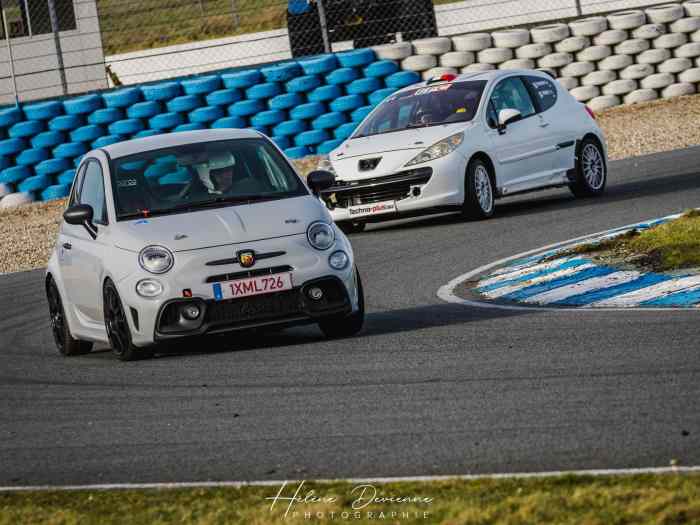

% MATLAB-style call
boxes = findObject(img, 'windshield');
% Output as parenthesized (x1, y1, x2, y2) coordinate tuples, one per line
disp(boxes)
(354, 80, 487, 138)
(110, 138, 308, 220)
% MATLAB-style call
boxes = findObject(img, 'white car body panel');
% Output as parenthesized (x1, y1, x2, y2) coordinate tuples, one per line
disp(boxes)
(324, 69, 607, 223)
(47, 129, 361, 347)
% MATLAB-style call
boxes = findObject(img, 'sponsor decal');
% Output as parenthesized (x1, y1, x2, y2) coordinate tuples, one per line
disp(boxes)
(348, 201, 397, 217)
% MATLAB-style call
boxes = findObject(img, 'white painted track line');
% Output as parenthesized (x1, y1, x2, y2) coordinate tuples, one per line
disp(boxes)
(591, 275, 700, 307)
(1, 466, 699, 492)
(483, 264, 595, 299)
(523, 270, 641, 304)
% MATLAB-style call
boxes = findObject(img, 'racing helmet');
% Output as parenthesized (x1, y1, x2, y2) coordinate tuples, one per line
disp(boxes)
(195, 151, 236, 193)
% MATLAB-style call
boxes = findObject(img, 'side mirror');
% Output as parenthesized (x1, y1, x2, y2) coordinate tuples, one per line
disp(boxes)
(63, 204, 98, 239)
(497, 108, 522, 133)
(307, 170, 335, 195)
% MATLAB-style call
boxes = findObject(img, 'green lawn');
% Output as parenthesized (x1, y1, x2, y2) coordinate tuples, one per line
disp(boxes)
(2, 474, 700, 524)
(569, 209, 700, 272)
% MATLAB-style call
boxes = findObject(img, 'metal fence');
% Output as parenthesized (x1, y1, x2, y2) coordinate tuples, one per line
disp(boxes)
(0, 0, 682, 102)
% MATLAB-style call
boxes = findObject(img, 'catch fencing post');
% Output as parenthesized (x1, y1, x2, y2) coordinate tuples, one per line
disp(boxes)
(47, 0, 68, 96)
(0, 1, 19, 106)
(317, 0, 331, 53)
(574, 0, 582, 16)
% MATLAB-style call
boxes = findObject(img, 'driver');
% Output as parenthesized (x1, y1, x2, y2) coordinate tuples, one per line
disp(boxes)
(195, 151, 237, 195)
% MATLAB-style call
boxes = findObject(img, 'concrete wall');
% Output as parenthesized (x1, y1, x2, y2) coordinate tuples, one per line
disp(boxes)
(0, 0, 108, 105)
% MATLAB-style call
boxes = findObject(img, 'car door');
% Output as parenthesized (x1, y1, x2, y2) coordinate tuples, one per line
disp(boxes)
(485, 76, 556, 195)
(523, 74, 577, 177)
(61, 159, 110, 323)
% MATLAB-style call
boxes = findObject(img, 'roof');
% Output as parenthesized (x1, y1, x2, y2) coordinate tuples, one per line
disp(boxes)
(395, 68, 552, 96)
(99, 128, 262, 159)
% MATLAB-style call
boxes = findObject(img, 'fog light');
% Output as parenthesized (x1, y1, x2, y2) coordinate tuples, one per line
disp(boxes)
(328, 250, 349, 270)
(308, 287, 324, 301)
(136, 278, 163, 298)
(181, 303, 201, 320)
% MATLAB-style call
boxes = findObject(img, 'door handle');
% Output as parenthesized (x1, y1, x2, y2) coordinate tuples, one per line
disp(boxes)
(62, 242, 72, 250)
(539, 121, 550, 128)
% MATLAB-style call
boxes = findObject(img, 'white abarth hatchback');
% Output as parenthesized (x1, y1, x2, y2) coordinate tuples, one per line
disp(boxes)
(46, 129, 364, 361)
(320, 69, 608, 233)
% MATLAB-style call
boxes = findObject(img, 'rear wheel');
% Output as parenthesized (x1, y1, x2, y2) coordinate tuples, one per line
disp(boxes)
(570, 137, 607, 197)
(318, 269, 365, 338)
(338, 221, 366, 235)
(46, 277, 93, 356)
(462, 158, 495, 220)
(103, 280, 153, 361)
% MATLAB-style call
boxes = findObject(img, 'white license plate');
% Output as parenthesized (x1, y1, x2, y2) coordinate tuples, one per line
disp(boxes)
(347, 200, 397, 218)
(212, 272, 293, 301)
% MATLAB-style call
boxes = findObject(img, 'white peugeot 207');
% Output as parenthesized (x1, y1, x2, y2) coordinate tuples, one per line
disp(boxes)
(46, 129, 364, 361)
(319, 69, 608, 233)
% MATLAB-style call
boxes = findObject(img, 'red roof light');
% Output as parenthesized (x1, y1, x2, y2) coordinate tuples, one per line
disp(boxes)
(440, 74, 457, 82)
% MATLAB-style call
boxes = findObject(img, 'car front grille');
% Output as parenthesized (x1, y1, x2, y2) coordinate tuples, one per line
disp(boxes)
(205, 265, 294, 284)
(205, 289, 303, 326)
(322, 167, 432, 208)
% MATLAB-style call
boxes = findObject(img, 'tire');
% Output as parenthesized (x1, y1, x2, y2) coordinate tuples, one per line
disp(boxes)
(16, 147, 48, 166)
(284, 146, 310, 159)
(41, 184, 70, 201)
(245, 82, 282, 100)
(126, 101, 161, 119)
(640, 72, 675, 89)
(350, 106, 374, 122)
(9, 120, 44, 138)
(658, 57, 693, 72)
(0, 107, 22, 128)
(587, 95, 621, 111)
(272, 119, 308, 136)
(570, 16, 608, 36)
(537, 52, 573, 68)
(516, 43, 552, 59)
(298, 54, 338, 74)
(316, 139, 343, 155)
(632, 24, 667, 39)
(334, 122, 358, 140)
(598, 54, 633, 70)
(326, 68, 359, 85)
(286, 74, 321, 93)
(373, 42, 412, 60)
(250, 109, 286, 127)
(181, 75, 221, 95)
(678, 66, 700, 81)
(19, 174, 50, 193)
(570, 137, 606, 197)
(336, 49, 375, 68)
(602, 79, 637, 95)
(206, 88, 242, 107)
(0, 165, 31, 183)
(92, 135, 122, 148)
(102, 87, 142, 109)
(261, 62, 302, 82)
(661, 82, 696, 98)
(554, 36, 590, 53)
(461, 63, 495, 72)
(560, 61, 595, 77)
(477, 48, 513, 64)
(222, 70, 262, 89)
(401, 54, 437, 71)
(368, 87, 397, 105)
(646, 4, 684, 24)
(149, 112, 184, 130)
(308, 84, 342, 102)
(47, 277, 93, 356)
(570, 85, 600, 102)
(24, 101, 64, 121)
(615, 38, 650, 54)
(581, 70, 617, 87)
(686, 0, 700, 16)
(0, 192, 33, 208)
(576, 45, 612, 62)
(71, 124, 105, 143)
(594, 29, 629, 46)
(364, 60, 399, 78)
(670, 16, 700, 32)
(318, 269, 364, 338)
(104, 280, 152, 361)
(63, 94, 102, 116)
(228, 99, 264, 117)
(312, 112, 347, 130)
(189, 106, 225, 124)
(385, 71, 421, 88)
(413, 37, 452, 55)
(166, 95, 202, 113)
(269, 92, 304, 110)
(440, 51, 475, 67)
(452, 33, 492, 51)
(88, 108, 124, 125)
(499, 59, 535, 70)
(295, 129, 329, 147)
(653, 32, 688, 48)
(338, 221, 366, 234)
(608, 10, 646, 30)
(674, 41, 700, 57)
(492, 29, 530, 48)
(141, 81, 181, 102)
(347, 77, 382, 95)
(36, 158, 70, 175)
(637, 48, 672, 64)
(212, 116, 247, 129)
(531, 23, 570, 43)
(53, 142, 87, 159)
(290, 102, 326, 120)
(109, 118, 144, 136)
(619, 63, 654, 79)
(462, 157, 495, 220)
(624, 88, 659, 104)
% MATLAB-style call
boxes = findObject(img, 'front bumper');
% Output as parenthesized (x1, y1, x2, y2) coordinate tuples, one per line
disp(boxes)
(325, 154, 467, 223)
(154, 275, 352, 340)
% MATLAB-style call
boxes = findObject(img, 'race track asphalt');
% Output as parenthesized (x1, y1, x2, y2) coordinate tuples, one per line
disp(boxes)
(1, 147, 700, 486)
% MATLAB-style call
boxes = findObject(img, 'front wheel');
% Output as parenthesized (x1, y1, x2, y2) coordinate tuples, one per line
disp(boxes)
(462, 158, 495, 220)
(103, 280, 153, 361)
(46, 277, 93, 356)
(318, 269, 365, 338)
(569, 137, 607, 197)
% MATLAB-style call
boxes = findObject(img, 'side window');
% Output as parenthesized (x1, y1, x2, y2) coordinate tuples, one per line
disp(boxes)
(489, 77, 536, 121)
(526, 76, 558, 112)
(78, 161, 108, 225)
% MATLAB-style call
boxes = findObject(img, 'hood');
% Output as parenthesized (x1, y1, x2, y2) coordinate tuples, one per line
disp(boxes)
(330, 122, 470, 181)
(114, 195, 327, 252)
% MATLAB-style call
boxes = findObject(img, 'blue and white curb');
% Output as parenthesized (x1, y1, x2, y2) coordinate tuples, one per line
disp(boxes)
(438, 212, 700, 310)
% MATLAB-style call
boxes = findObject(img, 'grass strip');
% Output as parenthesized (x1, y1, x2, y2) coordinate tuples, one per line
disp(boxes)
(2, 473, 700, 524)
(568, 209, 700, 272)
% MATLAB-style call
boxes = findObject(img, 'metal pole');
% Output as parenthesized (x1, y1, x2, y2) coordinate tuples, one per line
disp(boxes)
(574, 0, 582, 17)
(1, 1, 19, 106)
(230, 0, 240, 29)
(316, 0, 331, 53)
(47, 0, 68, 96)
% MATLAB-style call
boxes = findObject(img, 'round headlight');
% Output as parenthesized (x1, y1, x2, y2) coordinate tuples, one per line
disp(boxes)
(136, 278, 163, 298)
(328, 250, 349, 270)
(307, 221, 335, 250)
(138, 245, 174, 274)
